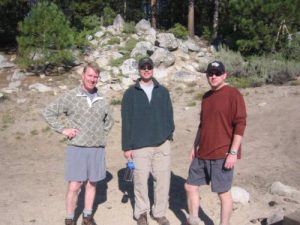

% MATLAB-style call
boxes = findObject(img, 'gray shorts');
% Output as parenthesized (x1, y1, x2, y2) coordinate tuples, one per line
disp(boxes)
(65, 145, 106, 182)
(186, 158, 233, 193)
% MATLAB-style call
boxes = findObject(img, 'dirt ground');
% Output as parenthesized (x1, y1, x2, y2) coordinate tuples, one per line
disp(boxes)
(0, 70, 300, 225)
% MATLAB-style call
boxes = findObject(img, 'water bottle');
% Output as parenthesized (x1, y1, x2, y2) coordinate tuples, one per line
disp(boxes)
(123, 160, 135, 182)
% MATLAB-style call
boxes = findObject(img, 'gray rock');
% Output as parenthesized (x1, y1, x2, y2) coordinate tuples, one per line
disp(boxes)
(111, 52, 123, 60)
(120, 59, 138, 76)
(94, 31, 105, 39)
(17, 98, 27, 104)
(151, 48, 176, 68)
(1, 87, 18, 93)
(89, 39, 99, 46)
(135, 19, 151, 33)
(270, 181, 300, 198)
(231, 186, 250, 204)
(87, 35, 93, 41)
(96, 55, 110, 68)
(157, 33, 178, 51)
(113, 14, 125, 32)
(183, 38, 201, 52)
(177, 39, 189, 53)
(0, 54, 5, 63)
(172, 70, 197, 83)
(267, 210, 284, 225)
(0, 54, 15, 68)
(121, 77, 134, 89)
(197, 52, 205, 57)
(99, 71, 112, 83)
(0, 62, 15, 68)
(10, 70, 26, 81)
(143, 28, 157, 45)
(29, 83, 52, 92)
(111, 67, 120, 75)
(106, 25, 118, 35)
(153, 68, 168, 80)
(130, 41, 155, 58)
(8, 80, 22, 89)
(110, 83, 123, 91)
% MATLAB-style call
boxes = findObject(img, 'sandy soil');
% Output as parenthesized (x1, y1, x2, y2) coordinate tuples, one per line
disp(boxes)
(0, 71, 300, 225)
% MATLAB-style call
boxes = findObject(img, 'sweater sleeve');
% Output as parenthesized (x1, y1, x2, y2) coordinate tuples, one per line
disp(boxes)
(166, 90, 175, 137)
(42, 94, 69, 133)
(121, 89, 133, 150)
(232, 91, 247, 136)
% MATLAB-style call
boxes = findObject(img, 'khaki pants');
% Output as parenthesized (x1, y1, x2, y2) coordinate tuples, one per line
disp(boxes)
(133, 140, 171, 219)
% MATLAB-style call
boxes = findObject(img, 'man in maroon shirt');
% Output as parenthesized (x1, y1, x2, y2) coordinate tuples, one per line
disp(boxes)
(184, 61, 247, 225)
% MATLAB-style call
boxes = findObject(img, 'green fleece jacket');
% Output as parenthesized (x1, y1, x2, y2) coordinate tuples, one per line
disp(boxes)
(42, 85, 114, 147)
(121, 78, 175, 150)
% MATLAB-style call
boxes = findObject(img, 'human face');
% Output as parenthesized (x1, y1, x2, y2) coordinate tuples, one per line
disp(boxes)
(139, 64, 154, 82)
(206, 71, 227, 90)
(82, 66, 99, 93)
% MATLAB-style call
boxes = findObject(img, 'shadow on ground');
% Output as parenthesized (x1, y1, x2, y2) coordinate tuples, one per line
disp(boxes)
(74, 171, 113, 222)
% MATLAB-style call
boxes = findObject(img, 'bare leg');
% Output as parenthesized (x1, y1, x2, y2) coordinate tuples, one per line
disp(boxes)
(84, 181, 97, 210)
(66, 181, 82, 215)
(185, 183, 200, 218)
(218, 191, 233, 225)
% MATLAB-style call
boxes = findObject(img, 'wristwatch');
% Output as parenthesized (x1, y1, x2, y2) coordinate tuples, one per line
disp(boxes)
(229, 149, 238, 155)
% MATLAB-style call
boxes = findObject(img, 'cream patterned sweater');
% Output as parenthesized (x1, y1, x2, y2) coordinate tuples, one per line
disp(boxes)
(42, 86, 114, 147)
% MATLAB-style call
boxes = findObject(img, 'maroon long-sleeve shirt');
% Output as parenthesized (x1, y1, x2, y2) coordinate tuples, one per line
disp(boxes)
(197, 85, 247, 159)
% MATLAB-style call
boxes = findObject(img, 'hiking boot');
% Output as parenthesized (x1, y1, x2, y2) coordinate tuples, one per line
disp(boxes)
(82, 215, 97, 225)
(65, 218, 76, 225)
(152, 216, 170, 225)
(137, 212, 148, 225)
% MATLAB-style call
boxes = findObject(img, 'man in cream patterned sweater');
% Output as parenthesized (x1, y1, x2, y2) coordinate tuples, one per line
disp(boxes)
(43, 62, 114, 225)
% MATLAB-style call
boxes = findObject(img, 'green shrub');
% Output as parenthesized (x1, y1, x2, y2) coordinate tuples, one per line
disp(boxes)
(111, 57, 126, 67)
(227, 76, 259, 89)
(110, 98, 122, 105)
(17, 2, 76, 70)
(214, 45, 300, 86)
(123, 22, 136, 34)
(246, 56, 300, 84)
(102, 6, 116, 26)
(194, 92, 204, 101)
(214, 46, 246, 77)
(122, 37, 138, 52)
(81, 15, 101, 31)
(107, 37, 120, 45)
(168, 23, 188, 39)
(187, 101, 196, 107)
(280, 34, 300, 61)
(202, 26, 211, 41)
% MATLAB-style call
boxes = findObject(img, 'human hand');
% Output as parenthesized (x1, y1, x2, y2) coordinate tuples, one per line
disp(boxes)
(123, 150, 133, 160)
(189, 147, 196, 161)
(62, 128, 79, 139)
(224, 154, 237, 169)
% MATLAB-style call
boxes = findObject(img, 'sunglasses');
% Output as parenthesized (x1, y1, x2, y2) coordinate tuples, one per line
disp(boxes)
(140, 65, 153, 70)
(207, 70, 223, 77)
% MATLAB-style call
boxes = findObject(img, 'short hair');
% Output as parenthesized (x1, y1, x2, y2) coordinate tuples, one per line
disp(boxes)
(83, 62, 100, 75)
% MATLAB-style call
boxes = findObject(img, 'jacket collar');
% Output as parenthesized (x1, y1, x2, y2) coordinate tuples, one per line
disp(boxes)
(134, 78, 159, 90)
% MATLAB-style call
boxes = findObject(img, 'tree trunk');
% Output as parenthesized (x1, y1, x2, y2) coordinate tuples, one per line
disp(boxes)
(151, 0, 157, 28)
(123, 0, 127, 20)
(213, 0, 219, 40)
(188, 0, 195, 37)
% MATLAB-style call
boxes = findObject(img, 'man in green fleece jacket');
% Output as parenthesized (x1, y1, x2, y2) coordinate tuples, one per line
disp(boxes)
(121, 57, 175, 225)
(43, 62, 114, 225)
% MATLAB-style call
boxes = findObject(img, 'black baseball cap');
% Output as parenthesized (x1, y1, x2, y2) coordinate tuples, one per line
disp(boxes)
(206, 61, 225, 74)
(138, 57, 154, 69)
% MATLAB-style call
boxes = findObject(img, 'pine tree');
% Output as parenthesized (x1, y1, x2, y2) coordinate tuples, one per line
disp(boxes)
(17, 1, 76, 71)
